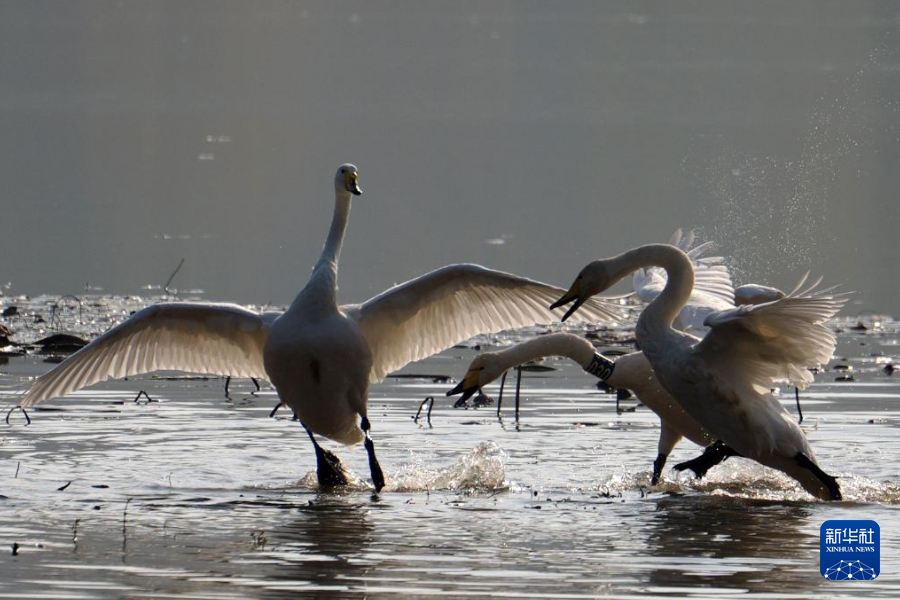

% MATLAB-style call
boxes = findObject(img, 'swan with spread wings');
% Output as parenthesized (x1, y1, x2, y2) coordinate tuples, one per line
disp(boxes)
(20, 164, 622, 492)
(552, 243, 845, 500)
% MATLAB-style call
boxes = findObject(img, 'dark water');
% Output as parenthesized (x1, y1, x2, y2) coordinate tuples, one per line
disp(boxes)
(1, 3, 898, 311)
(1, 295, 900, 598)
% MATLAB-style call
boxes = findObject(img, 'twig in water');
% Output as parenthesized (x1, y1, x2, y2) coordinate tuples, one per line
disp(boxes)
(164, 258, 185, 297)
(226, 376, 261, 396)
(496, 371, 508, 416)
(123, 498, 132, 538)
(57, 481, 72, 491)
(49, 295, 82, 332)
(72, 518, 80, 552)
(134, 391, 154, 404)
(15, 461, 20, 478)
(5, 406, 31, 426)
(413, 396, 434, 426)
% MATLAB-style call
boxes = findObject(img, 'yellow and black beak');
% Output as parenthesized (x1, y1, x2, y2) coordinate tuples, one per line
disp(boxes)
(345, 171, 363, 196)
(446, 370, 480, 406)
(550, 279, 586, 322)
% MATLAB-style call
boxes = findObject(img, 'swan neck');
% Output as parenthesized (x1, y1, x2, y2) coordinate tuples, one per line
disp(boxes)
(494, 333, 596, 371)
(318, 190, 353, 269)
(616, 244, 694, 331)
(290, 190, 352, 313)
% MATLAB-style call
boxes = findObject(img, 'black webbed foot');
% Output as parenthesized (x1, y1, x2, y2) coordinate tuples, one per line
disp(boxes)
(794, 452, 842, 501)
(361, 416, 386, 492)
(315, 446, 351, 487)
(651, 453, 668, 485)
(303, 423, 350, 488)
(673, 440, 741, 480)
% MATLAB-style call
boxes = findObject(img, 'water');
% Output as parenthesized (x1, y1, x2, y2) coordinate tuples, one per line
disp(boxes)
(0, 296, 898, 598)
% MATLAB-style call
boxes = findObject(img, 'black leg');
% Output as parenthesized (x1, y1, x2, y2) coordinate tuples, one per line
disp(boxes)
(616, 388, 634, 414)
(514, 366, 522, 422)
(302, 423, 350, 487)
(252, 377, 260, 393)
(795, 387, 803, 424)
(224, 376, 231, 396)
(360, 416, 386, 492)
(496, 371, 507, 417)
(651, 453, 668, 485)
(673, 440, 741, 480)
(794, 452, 842, 500)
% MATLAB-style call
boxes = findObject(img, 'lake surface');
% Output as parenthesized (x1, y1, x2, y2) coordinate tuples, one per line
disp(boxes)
(1, 295, 899, 599)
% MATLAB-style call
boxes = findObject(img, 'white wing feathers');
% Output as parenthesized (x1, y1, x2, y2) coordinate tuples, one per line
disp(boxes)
(347, 264, 625, 382)
(20, 303, 271, 407)
(695, 274, 846, 391)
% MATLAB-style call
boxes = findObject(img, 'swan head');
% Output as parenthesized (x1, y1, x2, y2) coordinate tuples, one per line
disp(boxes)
(335, 164, 362, 196)
(550, 260, 611, 322)
(445, 353, 505, 403)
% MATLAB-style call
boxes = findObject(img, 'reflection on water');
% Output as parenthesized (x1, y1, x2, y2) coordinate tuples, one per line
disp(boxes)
(262, 497, 375, 599)
(646, 496, 822, 594)
(2, 296, 900, 599)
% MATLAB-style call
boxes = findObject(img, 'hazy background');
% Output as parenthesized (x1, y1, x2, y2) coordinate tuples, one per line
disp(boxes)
(1, 1, 898, 313)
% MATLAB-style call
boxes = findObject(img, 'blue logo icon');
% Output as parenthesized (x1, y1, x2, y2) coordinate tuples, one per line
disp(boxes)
(820, 520, 879, 580)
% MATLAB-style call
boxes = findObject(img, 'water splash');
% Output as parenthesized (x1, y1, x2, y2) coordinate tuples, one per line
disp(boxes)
(596, 459, 900, 504)
(390, 441, 508, 493)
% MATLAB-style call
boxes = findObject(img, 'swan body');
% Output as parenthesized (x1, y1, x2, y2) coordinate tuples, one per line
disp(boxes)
(734, 284, 786, 306)
(554, 244, 845, 500)
(447, 332, 715, 482)
(20, 164, 623, 491)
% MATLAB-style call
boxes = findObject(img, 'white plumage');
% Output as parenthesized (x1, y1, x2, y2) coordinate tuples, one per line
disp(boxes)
(20, 164, 622, 491)
(447, 332, 715, 484)
(554, 243, 846, 500)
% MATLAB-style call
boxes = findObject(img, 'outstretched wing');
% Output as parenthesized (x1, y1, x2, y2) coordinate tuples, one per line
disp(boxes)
(347, 264, 625, 382)
(20, 303, 274, 407)
(693, 274, 846, 391)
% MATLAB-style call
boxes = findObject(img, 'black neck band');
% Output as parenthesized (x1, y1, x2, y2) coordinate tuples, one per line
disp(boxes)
(584, 352, 616, 381)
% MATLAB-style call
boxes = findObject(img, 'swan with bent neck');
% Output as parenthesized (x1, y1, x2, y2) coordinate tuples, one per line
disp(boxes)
(19, 164, 623, 493)
(448, 332, 717, 483)
(552, 244, 845, 500)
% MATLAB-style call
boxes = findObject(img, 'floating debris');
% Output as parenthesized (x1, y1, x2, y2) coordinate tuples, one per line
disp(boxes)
(413, 396, 434, 426)
(389, 373, 454, 383)
(519, 361, 556, 372)
(34, 333, 88, 354)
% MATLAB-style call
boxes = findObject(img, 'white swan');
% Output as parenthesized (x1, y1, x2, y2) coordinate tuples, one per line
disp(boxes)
(448, 230, 738, 484)
(19, 164, 623, 492)
(447, 332, 716, 483)
(552, 244, 845, 500)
